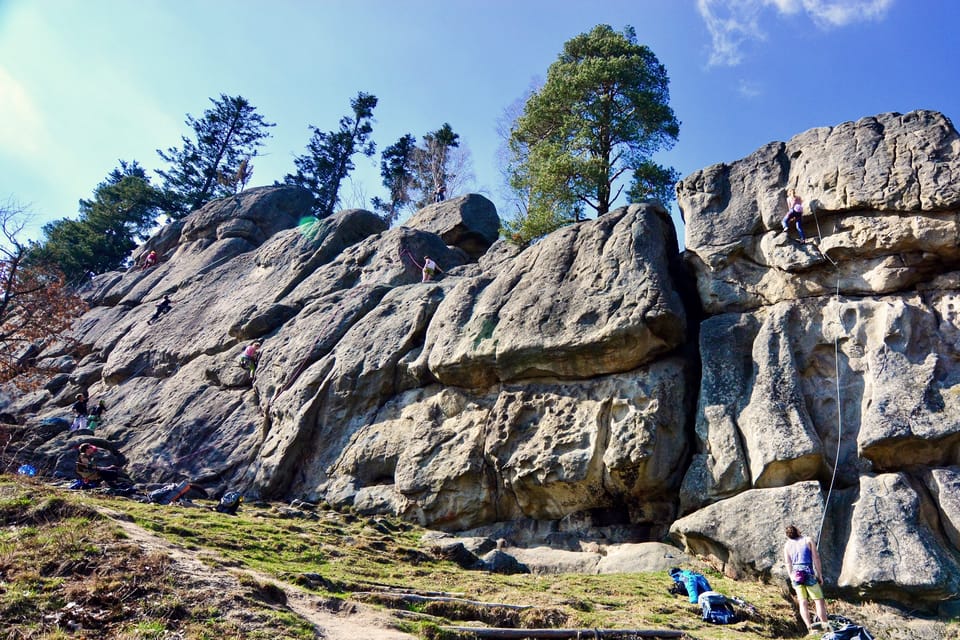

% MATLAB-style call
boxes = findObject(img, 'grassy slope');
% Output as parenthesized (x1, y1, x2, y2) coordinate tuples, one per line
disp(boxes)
(0, 476, 955, 640)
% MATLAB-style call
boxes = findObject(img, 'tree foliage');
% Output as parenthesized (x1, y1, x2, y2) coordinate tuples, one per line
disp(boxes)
(285, 92, 378, 218)
(372, 123, 473, 223)
(627, 160, 681, 205)
(30, 161, 162, 285)
(371, 133, 417, 224)
(411, 123, 461, 209)
(157, 94, 274, 218)
(1, 203, 87, 389)
(507, 24, 680, 236)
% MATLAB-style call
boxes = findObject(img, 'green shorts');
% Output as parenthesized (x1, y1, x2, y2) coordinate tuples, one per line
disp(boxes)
(795, 580, 824, 601)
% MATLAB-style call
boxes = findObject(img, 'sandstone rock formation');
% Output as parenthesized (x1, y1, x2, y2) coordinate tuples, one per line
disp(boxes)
(6, 109, 960, 615)
(6, 189, 691, 542)
(676, 109, 960, 615)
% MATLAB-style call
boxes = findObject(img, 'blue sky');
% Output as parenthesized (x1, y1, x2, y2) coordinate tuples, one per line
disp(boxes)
(1, 0, 956, 244)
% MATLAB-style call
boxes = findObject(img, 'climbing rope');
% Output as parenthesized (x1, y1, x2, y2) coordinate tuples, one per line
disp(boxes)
(816, 274, 844, 549)
(808, 206, 844, 548)
(398, 246, 423, 271)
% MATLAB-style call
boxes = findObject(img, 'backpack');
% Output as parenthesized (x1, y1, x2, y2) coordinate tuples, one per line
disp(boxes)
(216, 491, 242, 514)
(148, 481, 193, 505)
(698, 591, 738, 625)
(822, 625, 874, 640)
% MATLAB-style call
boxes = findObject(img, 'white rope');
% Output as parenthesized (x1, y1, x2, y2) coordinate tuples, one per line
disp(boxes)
(817, 274, 844, 548)
(805, 203, 844, 548)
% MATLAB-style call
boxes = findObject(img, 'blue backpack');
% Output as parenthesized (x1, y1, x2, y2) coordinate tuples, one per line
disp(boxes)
(698, 591, 738, 624)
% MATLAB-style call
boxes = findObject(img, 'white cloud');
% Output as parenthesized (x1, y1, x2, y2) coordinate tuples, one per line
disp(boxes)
(0, 65, 50, 159)
(698, 0, 894, 66)
(802, 0, 894, 27)
(738, 79, 763, 98)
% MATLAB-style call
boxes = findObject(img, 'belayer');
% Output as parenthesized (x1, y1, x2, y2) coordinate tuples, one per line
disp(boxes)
(784, 524, 829, 634)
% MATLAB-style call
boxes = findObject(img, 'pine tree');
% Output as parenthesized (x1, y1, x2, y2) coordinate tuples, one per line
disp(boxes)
(31, 161, 162, 284)
(285, 92, 378, 218)
(509, 25, 680, 220)
(371, 133, 416, 224)
(156, 95, 274, 218)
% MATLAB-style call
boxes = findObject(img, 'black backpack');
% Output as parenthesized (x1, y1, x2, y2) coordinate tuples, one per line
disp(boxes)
(216, 491, 242, 514)
(822, 625, 874, 640)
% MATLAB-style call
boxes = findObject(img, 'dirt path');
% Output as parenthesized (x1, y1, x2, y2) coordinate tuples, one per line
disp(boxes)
(108, 513, 415, 640)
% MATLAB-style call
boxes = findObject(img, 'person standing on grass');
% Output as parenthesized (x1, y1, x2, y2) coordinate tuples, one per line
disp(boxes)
(784, 524, 829, 633)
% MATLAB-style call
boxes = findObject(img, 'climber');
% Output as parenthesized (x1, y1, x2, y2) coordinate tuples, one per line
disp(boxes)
(422, 255, 443, 282)
(784, 524, 829, 634)
(239, 341, 261, 378)
(434, 183, 446, 203)
(70, 393, 88, 431)
(781, 188, 807, 243)
(142, 249, 158, 271)
(147, 295, 173, 324)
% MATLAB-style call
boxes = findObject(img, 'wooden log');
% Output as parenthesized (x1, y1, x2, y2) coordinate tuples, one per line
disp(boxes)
(353, 592, 532, 611)
(438, 627, 684, 639)
(349, 581, 466, 597)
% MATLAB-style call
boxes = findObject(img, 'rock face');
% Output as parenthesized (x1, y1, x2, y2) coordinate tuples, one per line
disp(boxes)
(404, 194, 501, 259)
(675, 110, 960, 614)
(8, 110, 960, 615)
(680, 110, 960, 314)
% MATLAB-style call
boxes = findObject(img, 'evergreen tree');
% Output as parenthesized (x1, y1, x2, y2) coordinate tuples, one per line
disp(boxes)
(411, 123, 460, 209)
(371, 133, 416, 224)
(626, 160, 681, 205)
(31, 161, 162, 284)
(509, 24, 680, 221)
(285, 92, 378, 218)
(156, 94, 274, 218)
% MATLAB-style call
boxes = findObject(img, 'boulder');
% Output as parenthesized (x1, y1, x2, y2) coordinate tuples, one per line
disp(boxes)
(426, 203, 687, 387)
(595, 542, 692, 574)
(404, 194, 501, 259)
(670, 481, 832, 580)
(837, 473, 960, 606)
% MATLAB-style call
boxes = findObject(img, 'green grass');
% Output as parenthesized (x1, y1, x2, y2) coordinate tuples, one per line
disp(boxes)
(0, 475, 955, 639)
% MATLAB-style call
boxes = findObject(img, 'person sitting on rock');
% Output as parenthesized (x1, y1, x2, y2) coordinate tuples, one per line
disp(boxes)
(148, 295, 173, 325)
(75, 443, 120, 487)
(239, 341, 261, 378)
(142, 250, 158, 271)
(86, 399, 106, 431)
(70, 393, 89, 431)
(422, 256, 443, 282)
(781, 188, 806, 244)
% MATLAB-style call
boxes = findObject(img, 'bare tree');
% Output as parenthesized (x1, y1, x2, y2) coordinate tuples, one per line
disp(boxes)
(0, 201, 87, 390)
(443, 144, 477, 199)
(341, 176, 369, 211)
